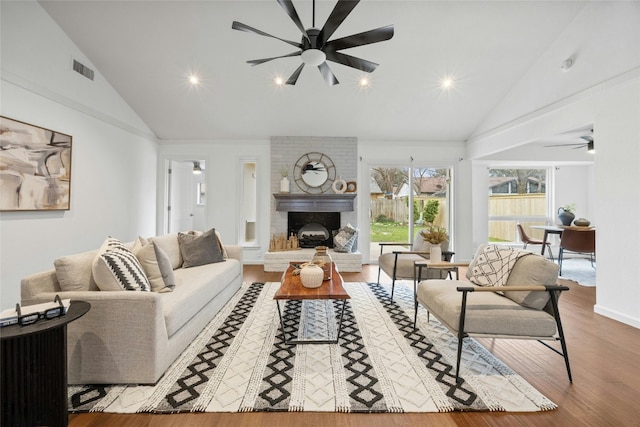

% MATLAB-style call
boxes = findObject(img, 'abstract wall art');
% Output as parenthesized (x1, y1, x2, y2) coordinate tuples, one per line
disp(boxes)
(0, 116, 72, 211)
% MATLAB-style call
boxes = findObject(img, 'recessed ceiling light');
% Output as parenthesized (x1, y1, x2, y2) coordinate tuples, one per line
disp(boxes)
(274, 76, 285, 86)
(359, 77, 370, 88)
(441, 77, 454, 90)
(188, 74, 200, 86)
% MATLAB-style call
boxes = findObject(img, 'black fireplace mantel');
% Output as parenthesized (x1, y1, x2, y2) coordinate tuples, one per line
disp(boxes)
(273, 193, 356, 212)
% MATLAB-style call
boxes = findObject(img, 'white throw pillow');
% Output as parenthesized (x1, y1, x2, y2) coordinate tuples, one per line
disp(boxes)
(149, 233, 183, 270)
(92, 237, 151, 292)
(133, 238, 175, 293)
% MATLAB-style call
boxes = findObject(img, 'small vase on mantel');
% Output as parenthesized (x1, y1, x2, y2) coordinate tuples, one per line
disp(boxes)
(280, 177, 290, 193)
(429, 244, 442, 262)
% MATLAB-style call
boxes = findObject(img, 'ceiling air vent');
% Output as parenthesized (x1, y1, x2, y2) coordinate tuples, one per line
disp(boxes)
(72, 59, 94, 81)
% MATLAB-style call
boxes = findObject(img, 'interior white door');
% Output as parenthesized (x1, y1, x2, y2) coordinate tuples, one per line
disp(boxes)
(169, 161, 194, 233)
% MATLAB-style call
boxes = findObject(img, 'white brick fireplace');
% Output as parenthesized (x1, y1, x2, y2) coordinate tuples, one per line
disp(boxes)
(267, 137, 362, 272)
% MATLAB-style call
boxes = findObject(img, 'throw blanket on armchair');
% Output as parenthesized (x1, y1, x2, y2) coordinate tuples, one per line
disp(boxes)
(469, 245, 530, 287)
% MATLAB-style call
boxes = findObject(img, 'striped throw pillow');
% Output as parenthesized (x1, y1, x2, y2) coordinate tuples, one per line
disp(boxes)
(92, 237, 151, 292)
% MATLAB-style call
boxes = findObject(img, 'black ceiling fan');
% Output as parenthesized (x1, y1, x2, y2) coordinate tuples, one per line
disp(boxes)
(232, 0, 394, 86)
(544, 130, 595, 152)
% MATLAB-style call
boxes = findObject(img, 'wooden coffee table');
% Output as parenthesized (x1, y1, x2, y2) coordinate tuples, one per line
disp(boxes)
(274, 262, 350, 345)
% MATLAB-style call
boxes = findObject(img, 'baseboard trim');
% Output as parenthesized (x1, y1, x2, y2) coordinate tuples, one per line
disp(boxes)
(593, 304, 640, 329)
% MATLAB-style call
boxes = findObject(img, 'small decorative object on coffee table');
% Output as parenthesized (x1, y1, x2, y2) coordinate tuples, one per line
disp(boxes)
(274, 262, 349, 345)
(300, 263, 324, 288)
(311, 245, 332, 280)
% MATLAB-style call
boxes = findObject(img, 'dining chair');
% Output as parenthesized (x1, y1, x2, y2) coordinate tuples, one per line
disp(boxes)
(517, 223, 554, 261)
(558, 228, 596, 275)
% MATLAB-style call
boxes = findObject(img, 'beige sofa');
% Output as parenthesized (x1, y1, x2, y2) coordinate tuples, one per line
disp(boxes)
(21, 232, 243, 385)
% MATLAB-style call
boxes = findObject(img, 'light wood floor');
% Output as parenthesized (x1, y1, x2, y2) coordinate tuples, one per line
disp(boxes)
(69, 264, 640, 427)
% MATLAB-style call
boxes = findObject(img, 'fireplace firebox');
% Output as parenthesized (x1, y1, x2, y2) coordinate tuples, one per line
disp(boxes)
(288, 212, 340, 248)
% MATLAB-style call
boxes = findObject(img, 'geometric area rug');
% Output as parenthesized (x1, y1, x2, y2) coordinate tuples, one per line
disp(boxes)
(68, 281, 556, 414)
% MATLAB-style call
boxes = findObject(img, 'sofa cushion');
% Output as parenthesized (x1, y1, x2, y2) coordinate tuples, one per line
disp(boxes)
(92, 237, 151, 292)
(417, 280, 557, 337)
(163, 259, 241, 337)
(178, 228, 225, 268)
(134, 238, 175, 293)
(503, 254, 557, 310)
(54, 250, 99, 292)
(149, 233, 182, 270)
(412, 232, 429, 252)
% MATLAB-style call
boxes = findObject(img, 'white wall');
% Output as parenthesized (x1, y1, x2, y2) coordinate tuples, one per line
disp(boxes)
(0, 2, 158, 310)
(592, 79, 640, 327)
(157, 140, 271, 264)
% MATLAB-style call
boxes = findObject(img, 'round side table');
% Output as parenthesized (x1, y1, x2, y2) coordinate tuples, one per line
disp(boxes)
(1, 300, 90, 427)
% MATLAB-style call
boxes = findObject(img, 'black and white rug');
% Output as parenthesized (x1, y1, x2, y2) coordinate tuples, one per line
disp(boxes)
(68, 281, 556, 413)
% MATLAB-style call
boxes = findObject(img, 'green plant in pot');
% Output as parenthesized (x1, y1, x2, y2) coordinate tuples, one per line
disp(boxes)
(557, 203, 576, 226)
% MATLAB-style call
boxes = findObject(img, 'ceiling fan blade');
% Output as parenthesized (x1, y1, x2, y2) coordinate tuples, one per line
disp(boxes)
(276, 0, 310, 41)
(580, 135, 594, 142)
(319, 0, 360, 46)
(325, 50, 378, 73)
(247, 51, 302, 66)
(325, 25, 394, 51)
(286, 63, 305, 85)
(232, 21, 302, 49)
(318, 62, 339, 86)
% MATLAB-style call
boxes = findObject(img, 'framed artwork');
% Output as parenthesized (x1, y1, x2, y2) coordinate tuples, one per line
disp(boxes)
(0, 116, 72, 211)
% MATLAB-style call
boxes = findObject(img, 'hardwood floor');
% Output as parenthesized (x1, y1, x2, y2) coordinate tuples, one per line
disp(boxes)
(69, 265, 640, 427)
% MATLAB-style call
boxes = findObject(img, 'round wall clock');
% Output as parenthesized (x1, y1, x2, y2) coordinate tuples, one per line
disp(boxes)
(293, 152, 336, 193)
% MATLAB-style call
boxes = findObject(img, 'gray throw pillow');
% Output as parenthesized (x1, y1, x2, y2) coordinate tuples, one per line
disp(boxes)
(178, 228, 225, 268)
(333, 224, 358, 253)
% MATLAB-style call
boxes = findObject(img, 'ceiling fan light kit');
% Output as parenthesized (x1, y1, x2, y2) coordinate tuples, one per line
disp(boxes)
(232, 0, 394, 86)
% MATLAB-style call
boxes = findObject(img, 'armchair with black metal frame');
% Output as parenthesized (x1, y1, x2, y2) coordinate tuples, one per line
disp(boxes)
(377, 229, 454, 300)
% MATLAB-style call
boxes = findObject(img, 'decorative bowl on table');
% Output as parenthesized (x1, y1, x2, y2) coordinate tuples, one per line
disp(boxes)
(573, 218, 591, 227)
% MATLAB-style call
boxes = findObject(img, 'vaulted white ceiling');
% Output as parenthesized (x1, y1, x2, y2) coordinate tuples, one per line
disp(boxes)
(38, 1, 635, 148)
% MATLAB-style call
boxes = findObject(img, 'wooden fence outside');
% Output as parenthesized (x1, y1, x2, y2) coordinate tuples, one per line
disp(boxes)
(370, 194, 548, 242)
(370, 197, 447, 228)
(489, 194, 547, 241)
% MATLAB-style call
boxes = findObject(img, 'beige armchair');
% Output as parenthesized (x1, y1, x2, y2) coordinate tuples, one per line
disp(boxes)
(415, 245, 572, 383)
(377, 231, 452, 300)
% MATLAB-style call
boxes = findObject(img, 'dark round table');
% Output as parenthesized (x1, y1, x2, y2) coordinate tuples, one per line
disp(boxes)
(1, 300, 90, 427)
